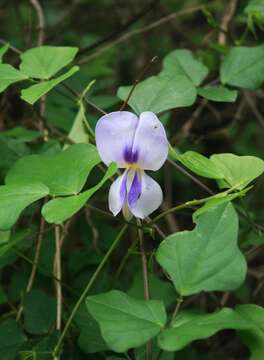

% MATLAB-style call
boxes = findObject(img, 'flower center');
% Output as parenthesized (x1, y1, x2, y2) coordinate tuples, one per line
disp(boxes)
(123, 146, 139, 168)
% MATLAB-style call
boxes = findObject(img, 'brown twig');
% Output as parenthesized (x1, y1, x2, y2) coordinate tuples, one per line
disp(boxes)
(243, 91, 264, 128)
(54, 225, 62, 331)
(218, 0, 238, 45)
(29, 0, 45, 46)
(16, 198, 47, 322)
(77, 4, 206, 65)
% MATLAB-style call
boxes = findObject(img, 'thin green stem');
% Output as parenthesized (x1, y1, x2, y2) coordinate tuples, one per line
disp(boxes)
(137, 219, 152, 360)
(53, 225, 128, 358)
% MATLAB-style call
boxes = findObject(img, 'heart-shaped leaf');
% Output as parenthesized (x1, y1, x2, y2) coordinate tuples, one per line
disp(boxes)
(0, 182, 49, 230)
(42, 163, 117, 224)
(6, 144, 100, 196)
(20, 46, 78, 79)
(86, 290, 167, 352)
(156, 203, 247, 296)
(158, 308, 251, 351)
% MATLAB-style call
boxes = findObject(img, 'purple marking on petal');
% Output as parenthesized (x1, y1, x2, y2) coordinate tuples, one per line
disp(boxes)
(119, 171, 128, 202)
(123, 146, 139, 164)
(128, 171, 142, 207)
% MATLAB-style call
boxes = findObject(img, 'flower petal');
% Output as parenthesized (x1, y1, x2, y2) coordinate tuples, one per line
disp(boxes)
(128, 171, 163, 219)
(108, 172, 127, 216)
(127, 171, 142, 208)
(95, 111, 138, 167)
(132, 111, 168, 171)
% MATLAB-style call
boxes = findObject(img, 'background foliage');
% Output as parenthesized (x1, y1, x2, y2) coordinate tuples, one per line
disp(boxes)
(0, 0, 264, 359)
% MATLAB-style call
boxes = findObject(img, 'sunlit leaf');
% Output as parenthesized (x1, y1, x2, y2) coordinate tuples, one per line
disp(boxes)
(156, 203, 247, 296)
(41, 163, 117, 224)
(158, 308, 251, 351)
(163, 49, 209, 86)
(6, 144, 100, 196)
(197, 85, 238, 102)
(176, 151, 224, 179)
(20, 46, 78, 79)
(117, 70, 196, 114)
(211, 153, 264, 189)
(21, 66, 79, 104)
(86, 290, 167, 352)
(0, 182, 49, 230)
(0, 64, 28, 92)
(0, 44, 9, 62)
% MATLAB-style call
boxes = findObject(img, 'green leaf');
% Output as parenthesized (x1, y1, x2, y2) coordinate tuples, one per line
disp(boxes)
(245, 0, 264, 15)
(156, 203, 247, 296)
(75, 304, 108, 354)
(210, 153, 264, 189)
(21, 66, 79, 105)
(20, 46, 78, 79)
(117, 71, 196, 114)
(0, 182, 49, 230)
(0, 320, 26, 360)
(176, 151, 224, 179)
(0, 64, 28, 92)
(163, 49, 209, 86)
(68, 102, 89, 144)
(158, 308, 251, 351)
(86, 290, 167, 352)
(197, 85, 238, 102)
(0, 43, 9, 62)
(193, 188, 250, 220)
(237, 304, 264, 360)
(6, 143, 100, 196)
(220, 45, 264, 90)
(1, 126, 41, 142)
(128, 271, 175, 308)
(23, 289, 56, 335)
(41, 163, 117, 224)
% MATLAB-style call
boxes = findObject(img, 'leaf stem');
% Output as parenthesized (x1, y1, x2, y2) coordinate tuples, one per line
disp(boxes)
(53, 224, 128, 358)
(137, 219, 152, 360)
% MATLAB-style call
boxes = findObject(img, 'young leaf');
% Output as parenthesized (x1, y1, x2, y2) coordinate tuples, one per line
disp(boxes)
(220, 45, 264, 90)
(197, 85, 238, 102)
(193, 188, 250, 220)
(163, 49, 209, 86)
(117, 71, 196, 114)
(0, 319, 26, 359)
(21, 66, 79, 105)
(41, 163, 117, 224)
(86, 290, 167, 352)
(158, 308, 251, 351)
(0, 182, 49, 230)
(156, 203, 247, 296)
(6, 144, 100, 196)
(68, 102, 89, 145)
(210, 153, 264, 189)
(0, 64, 28, 92)
(20, 46, 78, 79)
(0, 43, 9, 62)
(237, 304, 264, 360)
(176, 151, 224, 179)
(23, 289, 56, 335)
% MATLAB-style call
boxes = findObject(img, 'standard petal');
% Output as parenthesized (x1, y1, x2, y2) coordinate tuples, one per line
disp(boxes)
(108, 172, 127, 216)
(129, 171, 163, 219)
(95, 111, 138, 166)
(132, 111, 168, 171)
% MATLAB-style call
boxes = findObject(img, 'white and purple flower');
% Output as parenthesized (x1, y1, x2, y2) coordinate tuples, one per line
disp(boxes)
(95, 111, 168, 219)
